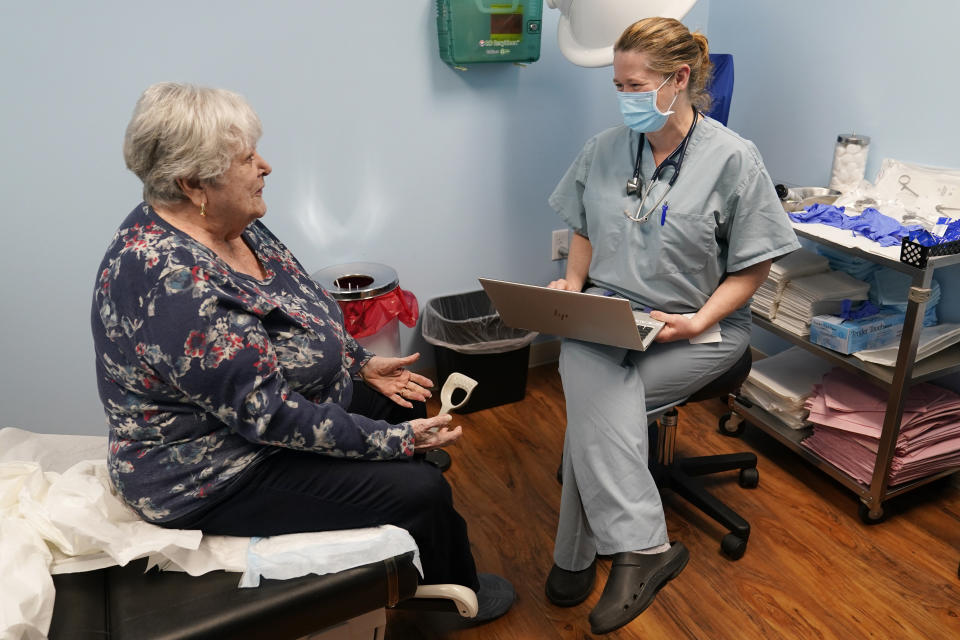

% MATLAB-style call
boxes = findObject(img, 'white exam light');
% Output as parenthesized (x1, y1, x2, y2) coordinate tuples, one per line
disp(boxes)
(546, 0, 698, 67)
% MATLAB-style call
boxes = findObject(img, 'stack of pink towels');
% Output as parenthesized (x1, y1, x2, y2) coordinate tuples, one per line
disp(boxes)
(800, 368, 960, 485)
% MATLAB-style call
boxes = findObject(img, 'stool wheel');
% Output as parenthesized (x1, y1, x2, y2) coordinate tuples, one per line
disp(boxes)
(718, 413, 745, 437)
(721, 533, 747, 560)
(738, 467, 759, 489)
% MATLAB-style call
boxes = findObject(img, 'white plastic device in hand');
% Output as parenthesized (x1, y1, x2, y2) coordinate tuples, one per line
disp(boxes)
(438, 372, 479, 415)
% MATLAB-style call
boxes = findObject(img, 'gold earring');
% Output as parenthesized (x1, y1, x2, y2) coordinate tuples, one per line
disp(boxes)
(200, 202, 206, 217)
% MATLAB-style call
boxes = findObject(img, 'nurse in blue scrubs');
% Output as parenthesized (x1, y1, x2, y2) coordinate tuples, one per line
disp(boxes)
(545, 17, 800, 634)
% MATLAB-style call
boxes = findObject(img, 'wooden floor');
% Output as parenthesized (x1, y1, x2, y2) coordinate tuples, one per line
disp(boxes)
(386, 364, 960, 639)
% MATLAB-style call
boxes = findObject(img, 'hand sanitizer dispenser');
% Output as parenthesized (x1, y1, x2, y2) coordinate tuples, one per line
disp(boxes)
(437, 0, 543, 67)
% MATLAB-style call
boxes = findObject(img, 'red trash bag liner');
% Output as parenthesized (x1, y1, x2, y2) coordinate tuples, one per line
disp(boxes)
(339, 287, 418, 338)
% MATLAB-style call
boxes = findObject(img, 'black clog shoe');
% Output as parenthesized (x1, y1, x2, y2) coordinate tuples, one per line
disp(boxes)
(545, 558, 597, 607)
(588, 543, 689, 634)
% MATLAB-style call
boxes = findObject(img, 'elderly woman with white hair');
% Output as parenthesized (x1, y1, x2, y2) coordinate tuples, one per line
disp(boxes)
(91, 82, 514, 623)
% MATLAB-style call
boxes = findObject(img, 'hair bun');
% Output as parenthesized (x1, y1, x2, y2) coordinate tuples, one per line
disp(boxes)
(692, 32, 710, 60)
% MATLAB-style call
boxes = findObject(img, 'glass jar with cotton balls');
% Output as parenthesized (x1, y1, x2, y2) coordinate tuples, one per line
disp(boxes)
(829, 134, 871, 193)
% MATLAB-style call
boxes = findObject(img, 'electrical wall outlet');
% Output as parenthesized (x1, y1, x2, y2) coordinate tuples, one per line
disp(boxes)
(551, 228, 569, 261)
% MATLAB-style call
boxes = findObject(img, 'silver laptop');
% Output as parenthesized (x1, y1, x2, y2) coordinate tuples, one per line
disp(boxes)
(479, 278, 664, 351)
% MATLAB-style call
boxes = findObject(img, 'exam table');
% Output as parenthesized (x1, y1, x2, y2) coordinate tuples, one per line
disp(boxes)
(0, 427, 476, 639)
(49, 552, 422, 639)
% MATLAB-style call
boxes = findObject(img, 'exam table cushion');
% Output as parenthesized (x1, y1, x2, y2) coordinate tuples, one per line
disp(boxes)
(49, 553, 419, 640)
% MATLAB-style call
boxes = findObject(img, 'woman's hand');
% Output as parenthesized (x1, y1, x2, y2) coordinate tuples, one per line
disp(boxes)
(359, 352, 434, 408)
(650, 260, 772, 343)
(547, 278, 580, 291)
(649, 310, 704, 343)
(410, 414, 462, 451)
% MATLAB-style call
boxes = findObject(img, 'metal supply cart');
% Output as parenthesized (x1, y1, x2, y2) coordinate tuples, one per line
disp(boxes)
(731, 225, 960, 523)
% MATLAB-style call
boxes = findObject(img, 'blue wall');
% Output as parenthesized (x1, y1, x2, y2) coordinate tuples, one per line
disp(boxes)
(709, 0, 959, 185)
(4, 0, 956, 435)
(0, 2, 709, 435)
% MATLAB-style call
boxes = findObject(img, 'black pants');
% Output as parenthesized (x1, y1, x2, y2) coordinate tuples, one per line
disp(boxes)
(162, 382, 479, 589)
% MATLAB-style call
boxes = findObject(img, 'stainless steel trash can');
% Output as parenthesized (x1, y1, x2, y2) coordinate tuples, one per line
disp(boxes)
(312, 262, 413, 357)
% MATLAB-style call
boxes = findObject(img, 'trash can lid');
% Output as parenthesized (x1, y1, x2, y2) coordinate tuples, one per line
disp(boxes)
(311, 262, 399, 301)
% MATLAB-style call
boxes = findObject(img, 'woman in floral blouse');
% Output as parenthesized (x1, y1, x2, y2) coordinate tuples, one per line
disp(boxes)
(91, 82, 513, 622)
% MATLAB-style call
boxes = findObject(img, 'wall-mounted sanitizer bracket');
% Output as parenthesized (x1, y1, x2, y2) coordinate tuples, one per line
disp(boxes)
(437, 0, 543, 68)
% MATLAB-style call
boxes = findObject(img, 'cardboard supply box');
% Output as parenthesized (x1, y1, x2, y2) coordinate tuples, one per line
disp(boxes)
(809, 311, 905, 355)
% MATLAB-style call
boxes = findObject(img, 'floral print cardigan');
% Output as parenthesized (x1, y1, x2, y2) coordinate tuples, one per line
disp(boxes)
(91, 203, 414, 523)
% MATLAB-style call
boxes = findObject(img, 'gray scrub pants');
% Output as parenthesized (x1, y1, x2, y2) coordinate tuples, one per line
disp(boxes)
(553, 320, 750, 571)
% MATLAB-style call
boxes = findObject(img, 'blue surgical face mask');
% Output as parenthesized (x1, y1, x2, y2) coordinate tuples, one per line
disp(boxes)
(617, 73, 677, 133)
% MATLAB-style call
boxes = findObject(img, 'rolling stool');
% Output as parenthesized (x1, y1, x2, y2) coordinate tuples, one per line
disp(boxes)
(647, 348, 757, 560)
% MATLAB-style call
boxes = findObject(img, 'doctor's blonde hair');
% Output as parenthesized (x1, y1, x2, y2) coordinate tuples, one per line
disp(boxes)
(615, 17, 713, 113)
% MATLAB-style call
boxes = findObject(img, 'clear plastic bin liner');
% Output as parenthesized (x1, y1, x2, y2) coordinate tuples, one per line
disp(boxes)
(421, 290, 537, 355)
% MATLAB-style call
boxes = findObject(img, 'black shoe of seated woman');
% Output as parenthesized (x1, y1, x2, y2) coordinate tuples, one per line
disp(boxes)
(545, 558, 596, 607)
(423, 449, 451, 472)
(471, 573, 516, 624)
(588, 543, 689, 635)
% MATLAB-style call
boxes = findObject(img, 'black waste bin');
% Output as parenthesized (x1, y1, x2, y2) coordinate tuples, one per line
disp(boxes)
(422, 290, 537, 413)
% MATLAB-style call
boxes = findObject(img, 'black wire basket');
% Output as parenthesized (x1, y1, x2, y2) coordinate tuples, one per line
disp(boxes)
(899, 236, 960, 268)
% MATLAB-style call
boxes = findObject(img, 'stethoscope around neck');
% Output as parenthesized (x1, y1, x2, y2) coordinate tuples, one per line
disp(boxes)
(624, 109, 699, 223)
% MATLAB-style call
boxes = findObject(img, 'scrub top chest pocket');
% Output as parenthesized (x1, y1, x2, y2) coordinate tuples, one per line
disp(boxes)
(629, 208, 717, 276)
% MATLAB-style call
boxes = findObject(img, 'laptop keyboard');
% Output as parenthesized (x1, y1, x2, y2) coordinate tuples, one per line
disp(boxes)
(636, 324, 654, 340)
(631, 310, 664, 347)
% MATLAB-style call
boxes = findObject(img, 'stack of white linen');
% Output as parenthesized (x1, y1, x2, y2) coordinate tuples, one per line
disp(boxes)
(854, 323, 960, 367)
(771, 270, 870, 336)
(800, 368, 960, 485)
(751, 249, 830, 320)
(740, 347, 835, 429)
